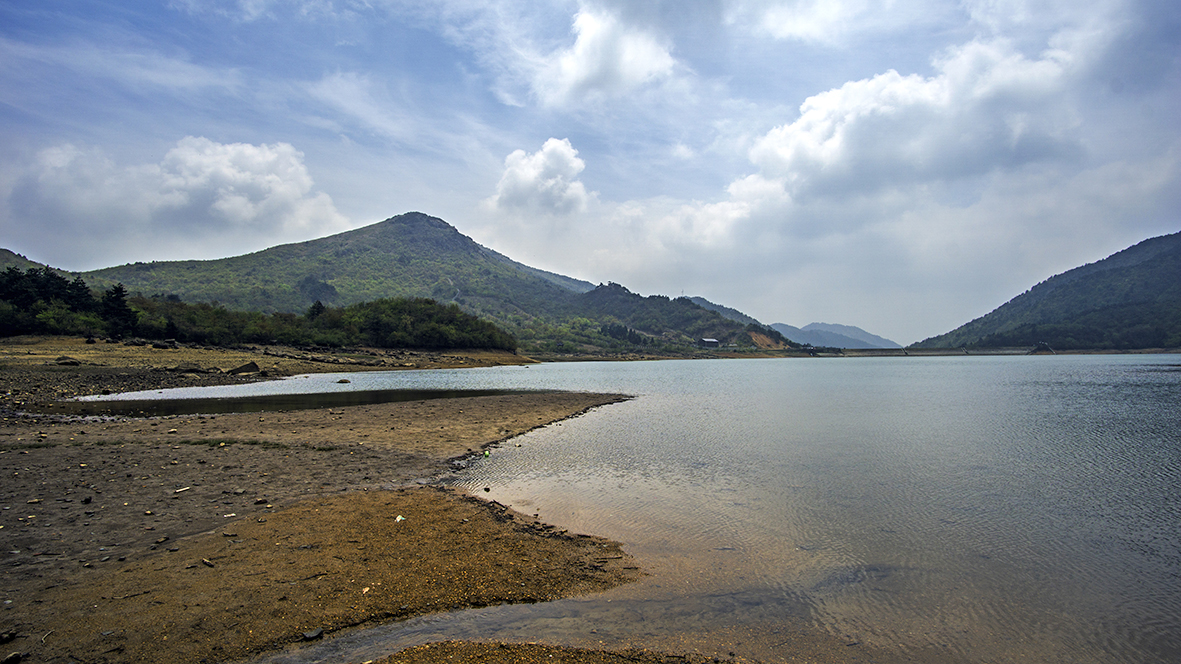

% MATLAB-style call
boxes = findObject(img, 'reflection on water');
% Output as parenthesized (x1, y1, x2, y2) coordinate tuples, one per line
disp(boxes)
(137, 356, 1179, 664)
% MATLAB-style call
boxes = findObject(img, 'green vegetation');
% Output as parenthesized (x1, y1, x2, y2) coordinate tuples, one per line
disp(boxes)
(968, 302, 1181, 350)
(81, 213, 587, 324)
(502, 283, 795, 354)
(131, 295, 516, 350)
(6, 213, 799, 355)
(0, 248, 51, 273)
(0, 266, 517, 350)
(67, 213, 791, 354)
(914, 231, 1181, 350)
(0, 266, 132, 338)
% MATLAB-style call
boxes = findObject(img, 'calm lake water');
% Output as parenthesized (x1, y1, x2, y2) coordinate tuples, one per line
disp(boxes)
(91, 355, 1181, 663)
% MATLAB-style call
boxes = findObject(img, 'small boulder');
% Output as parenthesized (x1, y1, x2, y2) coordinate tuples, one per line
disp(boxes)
(226, 361, 260, 375)
(167, 362, 204, 373)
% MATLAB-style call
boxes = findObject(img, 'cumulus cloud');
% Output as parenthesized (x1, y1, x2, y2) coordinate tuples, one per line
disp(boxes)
(485, 138, 592, 215)
(533, 8, 678, 106)
(747, 37, 1083, 201)
(5, 137, 348, 269)
(379, 2, 684, 108)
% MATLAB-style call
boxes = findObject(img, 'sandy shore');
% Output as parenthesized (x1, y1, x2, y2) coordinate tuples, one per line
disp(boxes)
(0, 338, 663, 663)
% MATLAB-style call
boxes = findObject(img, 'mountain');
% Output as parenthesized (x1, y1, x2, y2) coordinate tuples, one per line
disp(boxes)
(60, 212, 775, 353)
(82, 212, 585, 322)
(580, 284, 774, 345)
(482, 247, 595, 294)
(1, 249, 55, 272)
(913, 230, 1181, 349)
(688, 297, 764, 326)
(769, 322, 900, 349)
(801, 323, 901, 349)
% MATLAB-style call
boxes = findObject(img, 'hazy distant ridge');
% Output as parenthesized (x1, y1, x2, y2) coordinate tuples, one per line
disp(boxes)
(800, 323, 902, 348)
(770, 322, 900, 349)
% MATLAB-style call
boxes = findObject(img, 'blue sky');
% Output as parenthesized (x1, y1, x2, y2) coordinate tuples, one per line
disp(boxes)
(2, 0, 1178, 344)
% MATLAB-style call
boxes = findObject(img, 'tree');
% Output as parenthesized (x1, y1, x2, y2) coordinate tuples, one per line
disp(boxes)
(101, 283, 138, 338)
(306, 300, 326, 320)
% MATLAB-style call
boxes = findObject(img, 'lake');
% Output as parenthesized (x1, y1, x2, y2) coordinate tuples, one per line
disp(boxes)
(90, 355, 1181, 663)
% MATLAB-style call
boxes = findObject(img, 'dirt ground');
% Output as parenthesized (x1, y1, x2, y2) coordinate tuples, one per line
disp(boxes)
(377, 641, 753, 663)
(0, 336, 534, 410)
(0, 338, 655, 664)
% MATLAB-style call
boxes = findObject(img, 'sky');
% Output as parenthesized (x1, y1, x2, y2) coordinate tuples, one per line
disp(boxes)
(1, 1, 1178, 344)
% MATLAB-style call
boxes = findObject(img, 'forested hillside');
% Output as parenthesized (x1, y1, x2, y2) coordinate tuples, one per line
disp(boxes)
(83, 213, 583, 325)
(914, 230, 1181, 350)
(5, 213, 793, 355)
(1, 249, 52, 273)
(0, 266, 516, 350)
(501, 283, 793, 354)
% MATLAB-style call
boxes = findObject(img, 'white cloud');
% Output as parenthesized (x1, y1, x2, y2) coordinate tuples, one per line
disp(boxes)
(494, 143, 1177, 344)
(961, 0, 1124, 36)
(169, 0, 276, 21)
(5, 137, 348, 269)
(726, 0, 955, 44)
(533, 8, 678, 106)
(746, 37, 1082, 201)
(5, 0, 1177, 345)
(485, 138, 592, 215)
(374, 2, 685, 109)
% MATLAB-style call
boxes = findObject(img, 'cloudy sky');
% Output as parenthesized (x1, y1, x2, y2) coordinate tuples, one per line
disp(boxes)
(2, 0, 1178, 343)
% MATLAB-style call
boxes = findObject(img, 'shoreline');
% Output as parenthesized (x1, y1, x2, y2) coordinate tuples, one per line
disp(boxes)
(1, 336, 995, 664)
(1, 338, 658, 663)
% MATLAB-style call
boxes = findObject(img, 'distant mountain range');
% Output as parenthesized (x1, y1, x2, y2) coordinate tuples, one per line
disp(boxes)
(688, 297, 898, 348)
(769, 322, 902, 349)
(914, 230, 1181, 350)
(21, 211, 1167, 353)
(2, 213, 788, 353)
